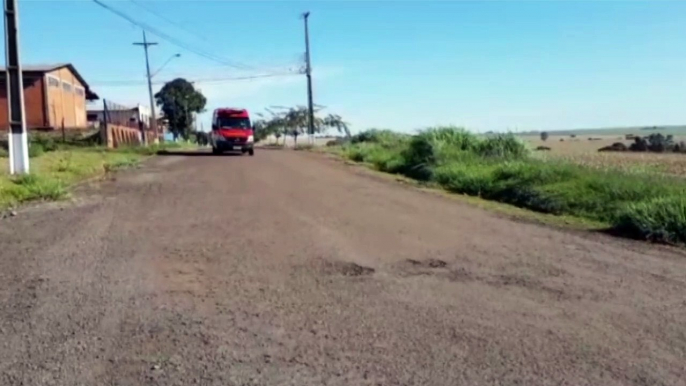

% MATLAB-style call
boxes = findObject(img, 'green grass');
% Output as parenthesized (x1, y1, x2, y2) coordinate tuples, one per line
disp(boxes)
(335, 127, 686, 244)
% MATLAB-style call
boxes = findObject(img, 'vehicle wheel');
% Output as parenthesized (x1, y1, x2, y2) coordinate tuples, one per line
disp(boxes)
(212, 147, 221, 155)
(248, 149, 254, 156)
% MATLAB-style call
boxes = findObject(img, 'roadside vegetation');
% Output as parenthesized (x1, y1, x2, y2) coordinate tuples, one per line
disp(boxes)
(0, 133, 190, 210)
(331, 127, 686, 244)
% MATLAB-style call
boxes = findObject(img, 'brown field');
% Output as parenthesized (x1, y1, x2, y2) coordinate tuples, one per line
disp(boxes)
(522, 134, 686, 176)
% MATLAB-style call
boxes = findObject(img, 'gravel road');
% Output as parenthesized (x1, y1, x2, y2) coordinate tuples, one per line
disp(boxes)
(1, 149, 685, 386)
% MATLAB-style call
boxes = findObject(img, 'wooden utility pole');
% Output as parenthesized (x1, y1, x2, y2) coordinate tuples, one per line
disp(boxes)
(4, 0, 29, 174)
(303, 12, 315, 141)
(133, 30, 158, 144)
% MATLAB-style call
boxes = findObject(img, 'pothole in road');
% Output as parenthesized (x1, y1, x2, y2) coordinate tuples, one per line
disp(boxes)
(394, 258, 453, 279)
(405, 258, 447, 269)
(321, 260, 375, 277)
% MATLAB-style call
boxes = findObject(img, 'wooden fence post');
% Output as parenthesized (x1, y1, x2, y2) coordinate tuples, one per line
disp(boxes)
(100, 99, 109, 147)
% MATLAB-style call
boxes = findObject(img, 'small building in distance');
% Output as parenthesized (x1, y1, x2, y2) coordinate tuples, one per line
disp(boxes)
(0, 63, 99, 131)
(87, 103, 153, 130)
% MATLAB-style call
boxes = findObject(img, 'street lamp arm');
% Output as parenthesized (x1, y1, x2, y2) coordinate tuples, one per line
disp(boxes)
(151, 53, 181, 78)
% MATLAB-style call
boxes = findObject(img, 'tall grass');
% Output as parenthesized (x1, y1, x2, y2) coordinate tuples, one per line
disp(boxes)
(339, 127, 686, 244)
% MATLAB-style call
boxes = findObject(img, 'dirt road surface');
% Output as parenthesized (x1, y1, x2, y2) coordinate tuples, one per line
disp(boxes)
(1, 149, 685, 386)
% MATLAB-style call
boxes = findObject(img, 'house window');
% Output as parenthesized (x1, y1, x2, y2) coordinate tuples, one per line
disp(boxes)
(62, 81, 72, 93)
(74, 86, 85, 97)
(47, 76, 60, 88)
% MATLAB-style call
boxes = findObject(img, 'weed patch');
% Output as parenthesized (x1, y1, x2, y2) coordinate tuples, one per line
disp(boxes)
(2, 174, 67, 204)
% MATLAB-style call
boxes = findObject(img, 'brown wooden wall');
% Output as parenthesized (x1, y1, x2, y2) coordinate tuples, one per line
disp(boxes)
(45, 67, 87, 129)
(0, 75, 47, 130)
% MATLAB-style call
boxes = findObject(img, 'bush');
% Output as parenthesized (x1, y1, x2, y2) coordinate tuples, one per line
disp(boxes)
(351, 129, 407, 146)
(613, 196, 686, 244)
(434, 163, 497, 196)
(326, 138, 347, 147)
(477, 134, 528, 158)
(540, 131, 549, 141)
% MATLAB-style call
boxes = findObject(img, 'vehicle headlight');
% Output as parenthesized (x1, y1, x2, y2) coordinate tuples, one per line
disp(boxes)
(247, 135, 254, 143)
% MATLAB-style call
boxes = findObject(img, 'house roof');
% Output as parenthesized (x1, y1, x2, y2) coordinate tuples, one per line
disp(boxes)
(0, 63, 99, 100)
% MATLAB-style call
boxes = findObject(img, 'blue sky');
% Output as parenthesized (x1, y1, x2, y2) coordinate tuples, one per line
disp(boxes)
(11, 0, 686, 133)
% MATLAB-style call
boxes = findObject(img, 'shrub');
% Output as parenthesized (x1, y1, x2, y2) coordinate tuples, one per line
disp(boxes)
(434, 163, 496, 196)
(598, 143, 628, 152)
(401, 127, 480, 179)
(326, 138, 347, 147)
(540, 131, 549, 141)
(351, 129, 406, 145)
(478, 134, 528, 158)
(613, 196, 686, 244)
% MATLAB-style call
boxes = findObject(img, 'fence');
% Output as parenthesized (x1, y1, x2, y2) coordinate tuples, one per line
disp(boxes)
(98, 99, 159, 148)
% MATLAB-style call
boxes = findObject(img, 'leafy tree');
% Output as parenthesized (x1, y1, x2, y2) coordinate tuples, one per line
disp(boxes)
(540, 131, 549, 141)
(154, 78, 206, 140)
(253, 109, 287, 144)
(251, 105, 349, 145)
(282, 106, 310, 145)
(323, 114, 351, 138)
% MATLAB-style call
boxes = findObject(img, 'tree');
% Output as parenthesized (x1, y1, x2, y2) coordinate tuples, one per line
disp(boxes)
(253, 109, 287, 144)
(154, 78, 206, 140)
(251, 105, 349, 146)
(540, 131, 549, 141)
(323, 114, 351, 138)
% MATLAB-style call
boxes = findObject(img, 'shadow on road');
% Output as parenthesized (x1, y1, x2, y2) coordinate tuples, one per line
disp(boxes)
(157, 150, 243, 157)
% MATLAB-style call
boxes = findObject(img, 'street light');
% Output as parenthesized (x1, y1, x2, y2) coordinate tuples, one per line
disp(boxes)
(151, 53, 181, 78)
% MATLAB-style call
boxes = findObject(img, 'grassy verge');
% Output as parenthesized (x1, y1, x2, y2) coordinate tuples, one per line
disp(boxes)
(331, 128, 686, 244)
(0, 141, 194, 210)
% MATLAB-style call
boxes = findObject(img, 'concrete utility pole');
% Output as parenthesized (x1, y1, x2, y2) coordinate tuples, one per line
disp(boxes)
(4, 0, 29, 174)
(133, 30, 158, 144)
(302, 12, 315, 140)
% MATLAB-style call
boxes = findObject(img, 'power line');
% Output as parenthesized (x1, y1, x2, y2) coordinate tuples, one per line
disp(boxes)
(127, 0, 297, 74)
(90, 72, 300, 87)
(128, 0, 208, 42)
(92, 0, 255, 70)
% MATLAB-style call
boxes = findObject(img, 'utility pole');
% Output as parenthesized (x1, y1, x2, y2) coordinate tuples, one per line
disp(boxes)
(4, 0, 28, 174)
(133, 30, 157, 144)
(303, 12, 315, 141)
